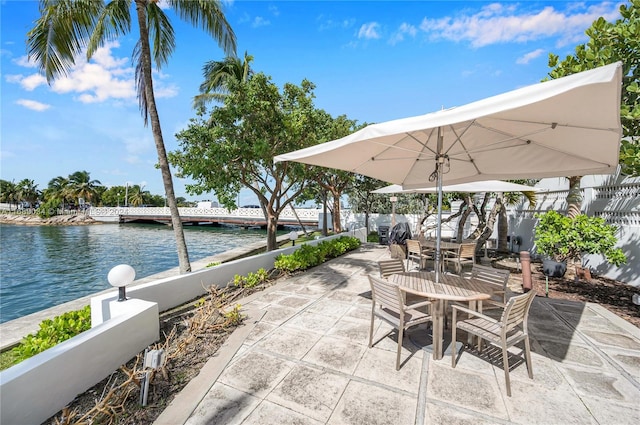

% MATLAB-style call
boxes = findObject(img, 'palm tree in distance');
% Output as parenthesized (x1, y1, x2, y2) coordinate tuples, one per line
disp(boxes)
(193, 51, 254, 111)
(68, 171, 101, 206)
(27, 0, 236, 273)
(127, 184, 149, 206)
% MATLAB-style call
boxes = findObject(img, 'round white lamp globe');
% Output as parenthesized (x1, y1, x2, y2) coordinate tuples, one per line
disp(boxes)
(108, 264, 135, 301)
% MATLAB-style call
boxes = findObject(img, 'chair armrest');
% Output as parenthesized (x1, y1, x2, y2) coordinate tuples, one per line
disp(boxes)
(451, 304, 498, 323)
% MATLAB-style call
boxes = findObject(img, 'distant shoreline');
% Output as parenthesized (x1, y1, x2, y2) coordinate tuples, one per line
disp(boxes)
(0, 213, 100, 226)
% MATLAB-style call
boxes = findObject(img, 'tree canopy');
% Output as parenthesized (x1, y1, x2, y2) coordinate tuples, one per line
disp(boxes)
(547, 0, 640, 177)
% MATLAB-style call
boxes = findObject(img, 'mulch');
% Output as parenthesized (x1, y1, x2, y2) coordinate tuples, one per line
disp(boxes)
(496, 258, 640, 328)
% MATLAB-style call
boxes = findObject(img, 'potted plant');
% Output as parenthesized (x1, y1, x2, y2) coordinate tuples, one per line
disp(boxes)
(534, 210, 627, 278)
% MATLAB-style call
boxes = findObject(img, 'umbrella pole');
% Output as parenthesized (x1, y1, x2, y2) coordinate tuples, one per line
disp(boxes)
(435, 128, 444, 283)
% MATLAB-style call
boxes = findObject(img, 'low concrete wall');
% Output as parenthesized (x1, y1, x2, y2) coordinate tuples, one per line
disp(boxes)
(0, 299, 159, 425)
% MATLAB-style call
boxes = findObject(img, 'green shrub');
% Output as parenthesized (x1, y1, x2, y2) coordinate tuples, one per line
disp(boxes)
(11, 305, 91, 362)
(274, 236, 361, 273)
(37, 199, 60, 219)
(232, 268, 269, 288)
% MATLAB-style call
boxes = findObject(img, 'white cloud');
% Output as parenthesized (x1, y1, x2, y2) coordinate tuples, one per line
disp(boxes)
(419, 2, 621, 47)
(7, 41, 178, 104)
(252, 16, 270, 28)
(13, 55, 37, 68)
(389, 22, 417, 45)
(517, 48, 546, 65)
(358, 22, 381, 40)
(15, 99, 51, 111)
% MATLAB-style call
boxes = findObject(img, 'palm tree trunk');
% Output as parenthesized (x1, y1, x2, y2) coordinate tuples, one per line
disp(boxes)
(567, 176, 582, 219)
(135, 1, 190, 273)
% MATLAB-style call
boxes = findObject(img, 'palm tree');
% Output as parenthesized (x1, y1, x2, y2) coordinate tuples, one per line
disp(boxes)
(193, 51, 254, 110)
(0, 180, 19, 211)
(17, 179, 41, 208)
(127, 184, 149, 206)
(68, 170, 102, 206)
(27, 0, 236, 273)
(45, 176, 71, 210)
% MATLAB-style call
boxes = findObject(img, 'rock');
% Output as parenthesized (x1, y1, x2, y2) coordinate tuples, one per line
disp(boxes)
(0, 214, 100, 226)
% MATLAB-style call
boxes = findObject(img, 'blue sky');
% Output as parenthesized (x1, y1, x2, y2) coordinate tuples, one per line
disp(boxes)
(0, 0, 624, 205)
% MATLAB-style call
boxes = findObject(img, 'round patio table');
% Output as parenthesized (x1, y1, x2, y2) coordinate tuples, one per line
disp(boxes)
(389, 271, 494, 360)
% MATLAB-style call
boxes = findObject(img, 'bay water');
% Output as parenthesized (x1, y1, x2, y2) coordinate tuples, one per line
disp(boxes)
(0, 223, 272, 323)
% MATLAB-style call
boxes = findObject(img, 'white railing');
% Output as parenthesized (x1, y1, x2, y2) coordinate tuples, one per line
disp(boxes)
(89, 206, 322, 222)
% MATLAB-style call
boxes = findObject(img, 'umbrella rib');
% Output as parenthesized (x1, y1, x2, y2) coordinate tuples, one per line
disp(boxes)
(490, 117, 620, 133)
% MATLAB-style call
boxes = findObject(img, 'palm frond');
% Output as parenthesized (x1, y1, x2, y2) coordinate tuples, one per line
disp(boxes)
(170, 0, 236, 56)
(146, 1, 175, 68)
(87, 0, 132, 58)
(133, 40, 149, 125)
(27, 0, 103, 83)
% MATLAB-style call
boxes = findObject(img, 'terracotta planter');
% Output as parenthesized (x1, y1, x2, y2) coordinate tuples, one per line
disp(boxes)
(542, 259, 567, 278)
(575, 266, 592, 282)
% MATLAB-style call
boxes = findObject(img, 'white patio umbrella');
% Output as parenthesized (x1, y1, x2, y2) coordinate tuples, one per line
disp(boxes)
(371, 180, 542, 194)
(275, 62, 623, 281)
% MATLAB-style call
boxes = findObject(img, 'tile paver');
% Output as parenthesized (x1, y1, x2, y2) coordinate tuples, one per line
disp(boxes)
(157, 243, 640, 425)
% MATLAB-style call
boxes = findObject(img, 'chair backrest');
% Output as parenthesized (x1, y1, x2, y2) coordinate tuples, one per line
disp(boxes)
(406, 239, 422, 256)
(378, 259, 405, 278)
(368, 275, 403, 313)
(499, 290, 536, 333)
(459, 242, 476, 259)
(471, 264, 510, 290)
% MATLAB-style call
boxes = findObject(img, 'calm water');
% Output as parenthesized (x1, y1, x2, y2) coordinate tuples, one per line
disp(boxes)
(0, 223, 272, 323)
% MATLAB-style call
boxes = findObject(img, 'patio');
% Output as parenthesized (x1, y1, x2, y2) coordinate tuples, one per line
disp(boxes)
(156, 243, 640, 425)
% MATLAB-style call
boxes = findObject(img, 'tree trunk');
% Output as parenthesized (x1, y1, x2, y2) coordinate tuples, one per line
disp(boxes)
(135, 1, 190, 273)
(455, 195, 473, 242)
(332, 192, 342, 233)
(322, 193, 328, 236)
(477, 200, 500, 253)
(567, 176, 582, 219)
(497, 194, 509, 252)
(266, 214, 278, 251)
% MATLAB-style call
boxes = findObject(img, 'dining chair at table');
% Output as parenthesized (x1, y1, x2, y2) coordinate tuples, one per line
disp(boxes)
(443, 242, 476, 274)
(377, 258, 406, 278)
(451, 290, 536, 397)
(368, 275, 433, 370)
(406, 239, 431, 271)
(377, 259, 433, 312)
(469, 264, 511, 309)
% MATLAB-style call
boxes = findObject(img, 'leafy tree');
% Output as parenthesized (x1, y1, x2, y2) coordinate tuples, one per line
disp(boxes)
(193, 51, 254, 110)
(547, 0, 640, 215)
(304, 113, 364, 233)
(170, 73, 322, 251)
(346, 176, 390, 234)
(27, 0, 236, 274)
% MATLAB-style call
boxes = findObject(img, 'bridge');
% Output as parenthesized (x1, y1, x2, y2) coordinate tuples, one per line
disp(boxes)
(89, 206, 323, 229)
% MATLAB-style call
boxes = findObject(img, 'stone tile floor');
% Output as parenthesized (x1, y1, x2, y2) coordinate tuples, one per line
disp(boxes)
(156, 244, 640, 425)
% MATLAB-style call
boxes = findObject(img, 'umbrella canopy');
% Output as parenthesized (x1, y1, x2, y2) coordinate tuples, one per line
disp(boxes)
(371, 180, 542, 194)
(275, 62, 622, 188)
(275, 62, 623, 280)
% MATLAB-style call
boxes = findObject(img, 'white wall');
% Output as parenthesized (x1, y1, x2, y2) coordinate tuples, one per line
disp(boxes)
(0, 300, 158, 425)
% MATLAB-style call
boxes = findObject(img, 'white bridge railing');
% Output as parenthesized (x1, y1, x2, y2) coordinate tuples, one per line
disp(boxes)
(89, 206, 323, 222)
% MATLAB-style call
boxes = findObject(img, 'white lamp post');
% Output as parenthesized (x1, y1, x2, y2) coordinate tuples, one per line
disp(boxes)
(289, 230, 299, 246)
(390, 196, 398, 227)
(108, 264, 135, 302)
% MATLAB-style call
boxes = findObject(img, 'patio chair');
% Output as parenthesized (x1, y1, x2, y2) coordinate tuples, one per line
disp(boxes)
(377, 258, 406, 278)
(443, 242, 476, 274)
(451, 290, 536, 396)
(406, 239, 431, 271)
(377, 259, 432, 312)
(368, 275, 433, 370)
(470, 264, 511, 309)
